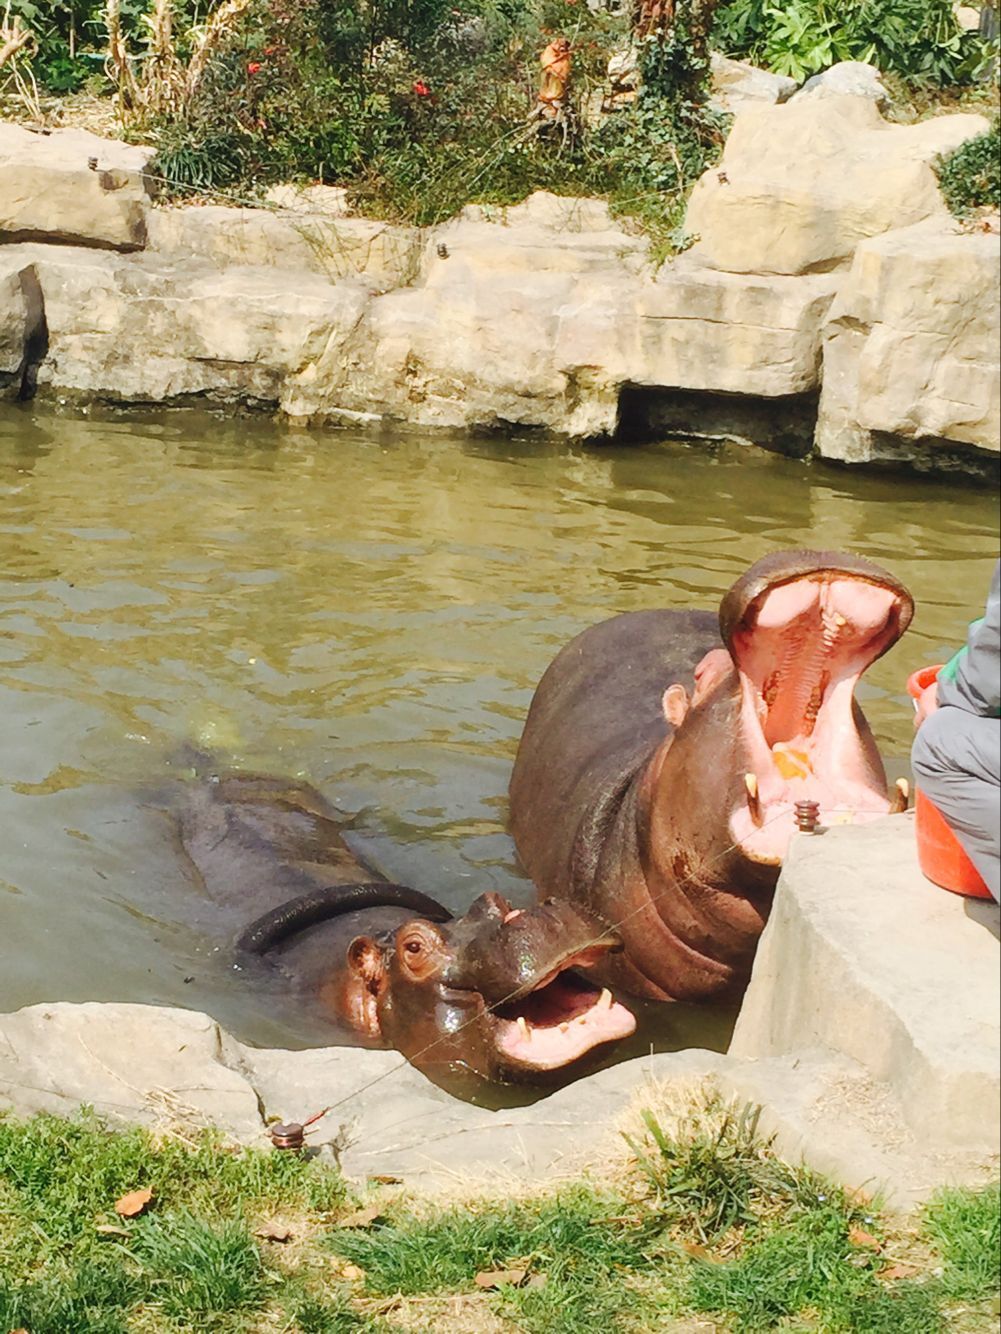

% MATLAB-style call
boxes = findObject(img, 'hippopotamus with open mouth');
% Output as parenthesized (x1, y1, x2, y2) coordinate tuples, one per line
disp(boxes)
(509, 550, 914, 1003)
(172, 772, 635, 1083)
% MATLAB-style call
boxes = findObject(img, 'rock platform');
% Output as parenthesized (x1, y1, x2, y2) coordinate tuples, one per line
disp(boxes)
(1, 816, 995, 1206)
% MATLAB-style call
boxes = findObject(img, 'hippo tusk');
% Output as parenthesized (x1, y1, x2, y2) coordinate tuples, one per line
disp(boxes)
(744, 772, 762, 826)
(889, 777, 909, 814)
(597, 988, 612, 1010)
(517, 1016, 532, 1042)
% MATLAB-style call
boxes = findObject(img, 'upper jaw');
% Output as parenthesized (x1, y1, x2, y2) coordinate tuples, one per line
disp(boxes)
(723, 564, 910, 862)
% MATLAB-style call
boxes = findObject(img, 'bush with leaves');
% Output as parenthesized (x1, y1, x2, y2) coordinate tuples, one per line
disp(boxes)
(937, 117, 1001, 216)
(147, 0, 727, 248)
(714, 0, 997, 85)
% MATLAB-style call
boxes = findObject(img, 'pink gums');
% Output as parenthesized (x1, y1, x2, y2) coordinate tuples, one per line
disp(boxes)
(728, 575, 903, 861)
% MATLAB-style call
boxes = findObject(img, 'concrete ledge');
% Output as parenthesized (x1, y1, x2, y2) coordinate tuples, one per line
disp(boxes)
(731, 814, 1000, 1156)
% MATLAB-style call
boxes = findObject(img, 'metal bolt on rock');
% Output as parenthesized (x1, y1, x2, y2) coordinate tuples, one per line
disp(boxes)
(794, 800, 821, 833)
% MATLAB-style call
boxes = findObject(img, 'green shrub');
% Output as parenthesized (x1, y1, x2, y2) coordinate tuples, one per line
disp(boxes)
(714, 0, 997, 85)
(937, 119, 1001, 216)
(144, 0, 726, 247)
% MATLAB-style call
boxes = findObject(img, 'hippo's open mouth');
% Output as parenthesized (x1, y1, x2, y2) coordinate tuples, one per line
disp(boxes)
(724, 558, 912, 862)
(491, 949, 636, 1072)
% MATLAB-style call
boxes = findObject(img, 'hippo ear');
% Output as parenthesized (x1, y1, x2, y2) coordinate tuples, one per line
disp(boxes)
(346, 936, 387, 1038)
(692, 648, 732, 705)
(662, 683, 690, 727)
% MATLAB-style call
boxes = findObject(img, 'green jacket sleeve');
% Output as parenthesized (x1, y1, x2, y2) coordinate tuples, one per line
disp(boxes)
(938, 560, 1001, 718)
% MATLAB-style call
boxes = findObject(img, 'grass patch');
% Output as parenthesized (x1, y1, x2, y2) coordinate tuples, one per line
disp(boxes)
(688, 1202, 943, 1332)
(0, 1105, 997, 1331)
(924, 1180, 1001, 1301)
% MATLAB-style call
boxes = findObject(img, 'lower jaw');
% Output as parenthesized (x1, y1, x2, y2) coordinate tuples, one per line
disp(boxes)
(732, 795, 891, 863)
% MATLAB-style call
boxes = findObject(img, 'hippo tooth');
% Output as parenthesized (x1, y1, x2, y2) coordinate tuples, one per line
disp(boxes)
(744, 773, 763, 825)
(559, 1021, 570, 1033)
(517, 1016, 531, 1041)
(890, 777, 909, 814)
(597, 988, 612, 1010)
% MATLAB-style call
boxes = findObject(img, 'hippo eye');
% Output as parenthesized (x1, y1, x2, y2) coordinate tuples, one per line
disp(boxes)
(404, 939, 423, 954)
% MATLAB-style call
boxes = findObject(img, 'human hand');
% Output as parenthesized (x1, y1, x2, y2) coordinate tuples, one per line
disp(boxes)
(913, 681, 939, 729)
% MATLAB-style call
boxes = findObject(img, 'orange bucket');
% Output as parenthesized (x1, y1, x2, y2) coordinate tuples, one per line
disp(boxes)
(906, 664, 992, 899)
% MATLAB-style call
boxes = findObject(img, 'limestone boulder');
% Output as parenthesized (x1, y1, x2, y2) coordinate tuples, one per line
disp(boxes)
(816, 217, 1001, 462)
(264, 183, 351, 216)
(685, 97, 990, 274)
(286, 199, 837, 436)
(709, 53, 797, 115)
(146, 204, 421, 291)
(791, 60, 890, 108)
(731, 817, 1000, 1156)
(29, 245, 370, 406)
(0, 252, 41, 396)
(0, 123, 154, 250)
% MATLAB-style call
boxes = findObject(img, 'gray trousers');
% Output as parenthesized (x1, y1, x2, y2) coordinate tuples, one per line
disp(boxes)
(912, 706, 1000, 902)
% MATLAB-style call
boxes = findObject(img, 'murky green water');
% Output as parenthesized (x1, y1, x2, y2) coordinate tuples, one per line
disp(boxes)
(1, 403, 997, 1056)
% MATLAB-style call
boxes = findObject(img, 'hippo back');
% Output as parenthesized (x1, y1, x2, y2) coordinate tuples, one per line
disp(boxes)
(509, 609, 721, 898)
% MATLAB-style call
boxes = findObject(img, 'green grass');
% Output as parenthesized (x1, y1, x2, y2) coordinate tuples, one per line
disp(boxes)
(0, 1107, 997, 1332)
(924, 1180, 1001, 1301)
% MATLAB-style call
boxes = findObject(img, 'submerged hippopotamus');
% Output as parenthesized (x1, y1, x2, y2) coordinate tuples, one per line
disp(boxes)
(173, 772, 635, 1083)
(509, 549, 913, 1003)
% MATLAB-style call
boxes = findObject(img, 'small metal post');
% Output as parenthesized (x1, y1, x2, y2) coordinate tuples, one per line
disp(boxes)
(269, 1121, 305, 1151)
(794, 800, 821, 833)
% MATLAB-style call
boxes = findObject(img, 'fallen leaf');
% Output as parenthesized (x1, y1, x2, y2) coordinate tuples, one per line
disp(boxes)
(341, 1263, 364, 1281)
(367, 1173, 402, 1185)
(95, 1224, 132, 1239)
(849, 1226, 882, 1252)
(680, 1240, 714, 1261)
(475, 1268, 528, 1290)
(255, 1223, 292, 1243)
(880, 1263, 918, 1281)
(338, 1206, 384, 1229)
(525, 1274, 548, 1290)
(114, 1188, 154, 1218)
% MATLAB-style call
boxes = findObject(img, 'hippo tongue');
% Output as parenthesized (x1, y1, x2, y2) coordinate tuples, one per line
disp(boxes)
(726, 570, 908, 857)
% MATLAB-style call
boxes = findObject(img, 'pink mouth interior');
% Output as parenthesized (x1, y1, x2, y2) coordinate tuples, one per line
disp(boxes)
(494, 954, 636, 1071)
(728, 574, 905, 861)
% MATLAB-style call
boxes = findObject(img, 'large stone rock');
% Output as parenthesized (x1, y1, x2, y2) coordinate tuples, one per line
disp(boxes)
(28, 245, 369, 407)
(709, 53, 797, 115)
(685, 97, 990, 275)
(791, 60, 890, 109)
(731, 816, 1001, 1157)
(816, 217, 1001, 462)
(0, 123, 154, 251)
(146, 204, 421, 291)
(0, 251, 41, 397)
(283, 197, 837, 436)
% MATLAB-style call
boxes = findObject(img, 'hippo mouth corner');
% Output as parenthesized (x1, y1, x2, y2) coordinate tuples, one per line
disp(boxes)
(492, 953, 636, 1072)
(725, 556, 912, 862)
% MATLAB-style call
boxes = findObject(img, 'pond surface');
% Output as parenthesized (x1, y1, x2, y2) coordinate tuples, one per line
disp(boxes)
(0, 404, 997, 1065)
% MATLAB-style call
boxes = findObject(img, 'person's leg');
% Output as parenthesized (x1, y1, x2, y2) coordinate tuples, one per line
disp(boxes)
(912, 708, 1000, 901)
